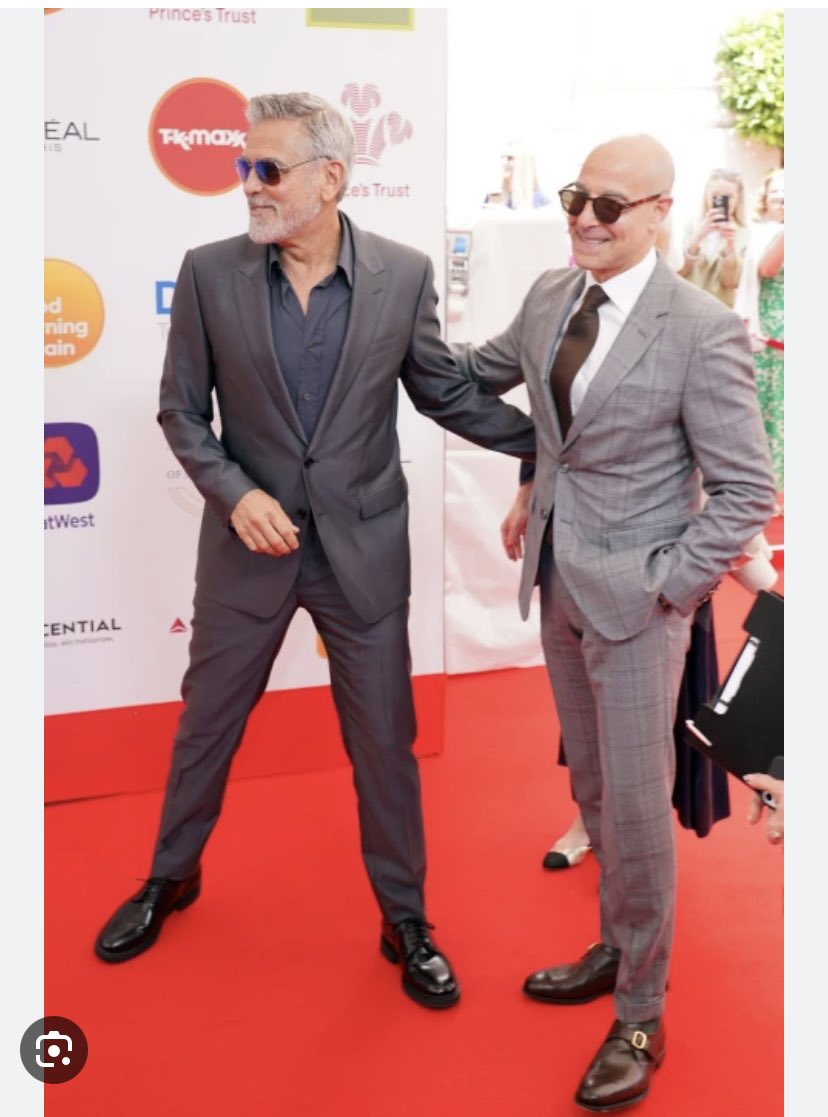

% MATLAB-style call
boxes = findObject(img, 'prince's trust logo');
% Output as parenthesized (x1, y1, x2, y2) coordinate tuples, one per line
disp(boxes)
(341, 83, 413, 201)
(343, 83, 412, 166)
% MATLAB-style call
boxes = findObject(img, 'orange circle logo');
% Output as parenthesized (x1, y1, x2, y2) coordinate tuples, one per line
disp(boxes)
(149, 78, 248, 195)
(44, 260, 105, 368)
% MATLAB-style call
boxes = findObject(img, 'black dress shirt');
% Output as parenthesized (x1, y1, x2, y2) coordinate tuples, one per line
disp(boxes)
(267, 217, 354, 440)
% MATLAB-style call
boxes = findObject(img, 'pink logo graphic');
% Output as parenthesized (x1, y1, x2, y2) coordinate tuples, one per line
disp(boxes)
(170, 618, 188, 634)
(341, 83, 412, 166)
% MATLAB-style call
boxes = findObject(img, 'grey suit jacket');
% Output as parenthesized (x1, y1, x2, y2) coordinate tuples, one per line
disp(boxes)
(454, 257, 776, 640)
(159, 214, 535, 623)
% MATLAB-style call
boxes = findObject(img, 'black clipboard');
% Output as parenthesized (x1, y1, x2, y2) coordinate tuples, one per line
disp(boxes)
(684, 590, 783, 783)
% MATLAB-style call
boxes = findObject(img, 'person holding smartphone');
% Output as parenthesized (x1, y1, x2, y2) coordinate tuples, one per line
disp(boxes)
(678, 169, 748, 307)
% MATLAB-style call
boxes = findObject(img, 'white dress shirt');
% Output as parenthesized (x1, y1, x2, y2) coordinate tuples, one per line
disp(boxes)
(565, 248, 658, 416)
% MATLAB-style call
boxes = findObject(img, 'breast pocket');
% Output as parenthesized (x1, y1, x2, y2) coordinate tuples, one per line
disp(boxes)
(604, 384, 683, 432)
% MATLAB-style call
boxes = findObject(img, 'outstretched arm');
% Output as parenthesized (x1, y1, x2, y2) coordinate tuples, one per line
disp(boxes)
(400, 257, 535, 460)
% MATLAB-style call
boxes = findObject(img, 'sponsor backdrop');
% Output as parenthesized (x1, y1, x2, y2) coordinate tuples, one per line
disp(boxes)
(45, 8, 447, 795)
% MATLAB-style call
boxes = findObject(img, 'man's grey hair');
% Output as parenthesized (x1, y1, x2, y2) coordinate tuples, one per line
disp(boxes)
(246, 93, 355, 201)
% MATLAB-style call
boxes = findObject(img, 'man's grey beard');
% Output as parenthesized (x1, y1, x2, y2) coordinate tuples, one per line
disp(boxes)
(247, 196, 323, 244)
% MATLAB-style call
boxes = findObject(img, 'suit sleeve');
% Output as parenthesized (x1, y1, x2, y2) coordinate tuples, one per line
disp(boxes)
(158, 250, 258, 526)
(400, 257, 535, 460)
(450, 284, 534, 397)
(660, 310, 777, 613)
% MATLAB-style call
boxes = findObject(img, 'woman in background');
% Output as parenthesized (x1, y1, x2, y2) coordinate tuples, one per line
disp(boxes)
(678, 168, 748, 307)
(738, 169, 784, 500)
(484, 143, 550, 210)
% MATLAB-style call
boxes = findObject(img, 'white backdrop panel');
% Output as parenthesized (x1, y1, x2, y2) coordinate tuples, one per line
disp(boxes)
(45, 8, 447, 714)
(444, 210, 571, 674)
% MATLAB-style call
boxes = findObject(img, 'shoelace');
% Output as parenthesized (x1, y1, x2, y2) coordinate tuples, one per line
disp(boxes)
(131, 878, 172, 903)
(395, 918, 436, 954)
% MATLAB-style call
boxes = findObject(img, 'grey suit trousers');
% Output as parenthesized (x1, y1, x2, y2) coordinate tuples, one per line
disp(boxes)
(151, 529, 425, 925)
(539, 544, 692, 1021)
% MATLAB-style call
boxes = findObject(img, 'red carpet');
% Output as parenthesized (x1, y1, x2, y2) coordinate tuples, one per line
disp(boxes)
(45, 571, 783, 1116)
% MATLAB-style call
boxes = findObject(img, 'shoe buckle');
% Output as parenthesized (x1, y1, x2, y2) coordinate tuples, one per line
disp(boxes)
(631, 1030, 649, 1051)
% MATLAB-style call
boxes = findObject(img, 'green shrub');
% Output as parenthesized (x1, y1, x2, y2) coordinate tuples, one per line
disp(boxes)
(716, 11, 784, 151)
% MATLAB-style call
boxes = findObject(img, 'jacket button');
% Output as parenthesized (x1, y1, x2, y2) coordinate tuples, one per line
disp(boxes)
(304, 457, 315, 468)
(296, 508, 308, 520)
(560, 464, 571, 473)
(540, 507, 549, 519)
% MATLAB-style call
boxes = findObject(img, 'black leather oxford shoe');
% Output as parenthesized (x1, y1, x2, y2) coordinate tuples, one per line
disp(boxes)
(523, 942, 620, 1004)
(380, 918, 460, 1009)
(575, 1017, 665, 1112)
(94, 868, 202, 963)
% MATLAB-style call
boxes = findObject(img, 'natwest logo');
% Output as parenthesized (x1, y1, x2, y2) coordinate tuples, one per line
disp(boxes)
(341, 83, 412, 167)
(149, 78, 248, 195)
(44, 423, 100, 505)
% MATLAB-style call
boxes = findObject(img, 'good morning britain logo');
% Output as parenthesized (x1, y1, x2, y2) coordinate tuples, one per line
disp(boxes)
(44, 260, 104, 367)
(149, 78, 248, 194)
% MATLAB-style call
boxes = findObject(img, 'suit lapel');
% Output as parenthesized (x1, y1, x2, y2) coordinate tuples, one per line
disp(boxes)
(308, 216, 386, 450)
(233, 240, 306, 443)
(564, 258, 673, 445)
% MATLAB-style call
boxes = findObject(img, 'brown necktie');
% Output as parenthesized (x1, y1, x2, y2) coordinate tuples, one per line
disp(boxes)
(550, 284, 608, 438)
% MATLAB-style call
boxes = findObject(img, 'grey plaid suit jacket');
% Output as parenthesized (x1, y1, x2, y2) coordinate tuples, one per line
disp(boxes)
(454, 256, 776, 641)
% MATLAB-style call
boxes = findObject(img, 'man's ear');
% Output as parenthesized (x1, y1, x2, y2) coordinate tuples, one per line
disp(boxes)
(321, 160, 346, 202)
(655, 194, 674, 222)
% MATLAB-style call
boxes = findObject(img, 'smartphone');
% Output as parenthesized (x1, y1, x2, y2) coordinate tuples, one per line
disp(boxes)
(712, 194, 730, 222)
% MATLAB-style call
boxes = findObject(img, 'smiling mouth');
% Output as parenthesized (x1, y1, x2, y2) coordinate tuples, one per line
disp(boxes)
(574, 233, 610, 247)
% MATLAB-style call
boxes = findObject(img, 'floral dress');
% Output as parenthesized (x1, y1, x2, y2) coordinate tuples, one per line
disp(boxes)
(753, 266, 784, 491)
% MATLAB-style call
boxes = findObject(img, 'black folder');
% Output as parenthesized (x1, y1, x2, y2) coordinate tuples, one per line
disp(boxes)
(684, 590, 783, 782)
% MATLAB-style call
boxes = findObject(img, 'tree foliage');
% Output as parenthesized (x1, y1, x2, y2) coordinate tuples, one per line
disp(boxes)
(715, 11, 784, 151)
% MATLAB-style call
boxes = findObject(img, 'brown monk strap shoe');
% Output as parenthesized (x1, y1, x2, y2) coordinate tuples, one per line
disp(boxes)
(523, 942, 620, 1004)
(575, 1017, 665, 1112)
(380, 918, 460, 1009)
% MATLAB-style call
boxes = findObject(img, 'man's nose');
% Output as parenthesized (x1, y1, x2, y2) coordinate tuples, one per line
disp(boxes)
(574, 199, 599, 226)
(242, 168, 263, 194)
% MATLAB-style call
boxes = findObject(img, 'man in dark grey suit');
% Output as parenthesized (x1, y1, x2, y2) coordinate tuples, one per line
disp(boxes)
(94, 92, 534, 1008)
(453, 135, 775, 1106)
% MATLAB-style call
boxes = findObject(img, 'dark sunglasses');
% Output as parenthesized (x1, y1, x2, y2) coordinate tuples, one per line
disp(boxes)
(558, 186, 663, 225)
(234, 155, 328, 187)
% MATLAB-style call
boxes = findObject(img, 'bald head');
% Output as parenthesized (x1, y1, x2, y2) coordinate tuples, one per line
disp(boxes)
(582, 135, 674, 196)
(567, 135, 674, 282)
